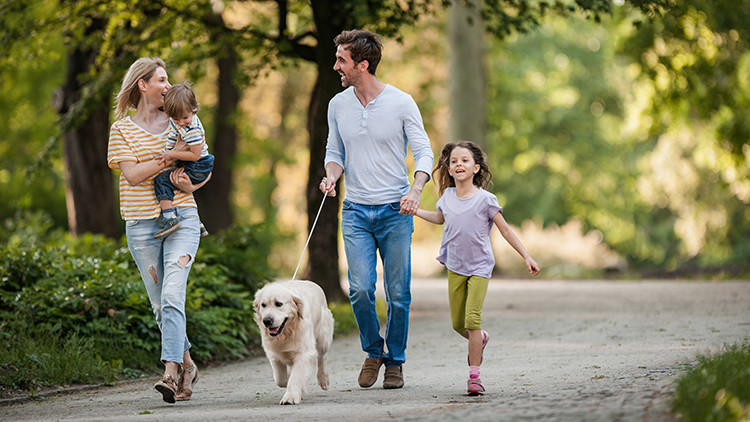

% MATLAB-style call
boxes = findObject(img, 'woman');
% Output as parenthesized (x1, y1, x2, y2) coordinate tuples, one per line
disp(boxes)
(107, 57, 204, 403)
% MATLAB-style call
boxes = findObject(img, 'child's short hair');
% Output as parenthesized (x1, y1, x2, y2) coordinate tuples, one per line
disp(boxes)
(163, 82, 199, 118)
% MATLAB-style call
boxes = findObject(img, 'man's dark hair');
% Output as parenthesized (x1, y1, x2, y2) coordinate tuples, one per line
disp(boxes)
(334, 29, 383, 75)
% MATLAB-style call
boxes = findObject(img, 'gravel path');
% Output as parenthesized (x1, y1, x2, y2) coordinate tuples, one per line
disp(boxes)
(2, 279, 749, 421)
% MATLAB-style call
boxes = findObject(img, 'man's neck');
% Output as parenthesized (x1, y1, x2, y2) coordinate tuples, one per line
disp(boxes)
(353, 75, 386, 107)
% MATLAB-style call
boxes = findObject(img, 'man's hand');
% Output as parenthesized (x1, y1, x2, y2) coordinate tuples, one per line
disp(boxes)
(319, 177, 337, 197)
(399, 189, 421, 216)
(320, 163, 344, 197)
(399, 171, 429, 215)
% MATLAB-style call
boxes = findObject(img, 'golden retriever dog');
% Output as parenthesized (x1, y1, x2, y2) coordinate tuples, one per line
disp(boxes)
(253, 280, 334, 405)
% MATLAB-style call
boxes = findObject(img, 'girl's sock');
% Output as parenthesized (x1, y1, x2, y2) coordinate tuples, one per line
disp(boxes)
(162, 208, 176, 219)
(469, 365, 480, 379)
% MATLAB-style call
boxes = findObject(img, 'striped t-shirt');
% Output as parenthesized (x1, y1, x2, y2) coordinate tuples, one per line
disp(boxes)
(107, 116, 197, 220)
(166, 115, 209, 157)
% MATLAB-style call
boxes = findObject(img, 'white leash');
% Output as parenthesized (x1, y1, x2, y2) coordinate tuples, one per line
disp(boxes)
(291, 192, 328, 281)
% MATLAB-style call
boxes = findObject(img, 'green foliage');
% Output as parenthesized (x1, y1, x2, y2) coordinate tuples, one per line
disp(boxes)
(1, 0, 747, 283)
(673, 344, 750, 422)
(198, 224, 276, 293)
(618, 0, 750, 268)
(0, 329, 122, 393)
(621, 0, 750, 155)
(0, 33, 67, 228)
(486, 14, 674, 265)
(486, 7, 750, 270)
(0, 212, 273, 394)
(329, 302, 359, 335)
(329, 298, 386, 336)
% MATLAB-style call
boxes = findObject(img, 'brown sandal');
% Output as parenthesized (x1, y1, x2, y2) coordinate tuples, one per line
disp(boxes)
(154, 374, 178, 403)
(175, 365, 199, 401)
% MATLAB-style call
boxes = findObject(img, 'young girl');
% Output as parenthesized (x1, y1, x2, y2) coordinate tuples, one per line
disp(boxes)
(415, 141, 540, 396)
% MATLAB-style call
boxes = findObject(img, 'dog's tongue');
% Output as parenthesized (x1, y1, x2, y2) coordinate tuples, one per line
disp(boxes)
(269, 326, 281, 335)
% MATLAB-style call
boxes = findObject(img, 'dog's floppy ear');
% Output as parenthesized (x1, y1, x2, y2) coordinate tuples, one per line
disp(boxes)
(253, 291, 262, 311)
(292, 294, 304, 320)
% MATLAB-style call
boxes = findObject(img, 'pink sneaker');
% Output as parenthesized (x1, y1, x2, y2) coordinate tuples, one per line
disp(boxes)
(467, 377, 485, 396)
(468, 330, 489, 365)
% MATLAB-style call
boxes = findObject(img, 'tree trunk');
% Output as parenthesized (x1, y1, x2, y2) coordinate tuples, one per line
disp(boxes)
(304, 1, 347, 302)
(449, 0, 487, 148)
(59, 47, 118, 238)
(195, 22, 238, 233)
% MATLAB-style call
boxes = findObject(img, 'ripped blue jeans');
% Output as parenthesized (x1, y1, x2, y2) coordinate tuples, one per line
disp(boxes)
(126, 207, 200, 364)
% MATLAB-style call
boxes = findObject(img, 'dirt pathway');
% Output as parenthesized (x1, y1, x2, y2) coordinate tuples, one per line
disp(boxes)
(2, 279, 749, 421)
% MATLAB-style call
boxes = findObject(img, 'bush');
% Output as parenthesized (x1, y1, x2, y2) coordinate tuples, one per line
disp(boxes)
(0, 212, 274, 395)
(672, 344, 750, 422)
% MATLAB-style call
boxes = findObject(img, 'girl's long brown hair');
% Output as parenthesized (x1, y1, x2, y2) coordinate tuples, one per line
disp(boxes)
(432, 141, 492, 196)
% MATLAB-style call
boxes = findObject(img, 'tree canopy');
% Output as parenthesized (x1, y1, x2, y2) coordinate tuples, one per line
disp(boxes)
(1, 0, 748, 288)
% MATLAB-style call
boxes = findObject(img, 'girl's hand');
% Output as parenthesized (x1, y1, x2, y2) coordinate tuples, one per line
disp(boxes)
(399, 191, 421, 216)
(526, 258, 540, 275)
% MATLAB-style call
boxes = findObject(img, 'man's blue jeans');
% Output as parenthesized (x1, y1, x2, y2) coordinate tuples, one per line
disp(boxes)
(341, 200, 414, 367)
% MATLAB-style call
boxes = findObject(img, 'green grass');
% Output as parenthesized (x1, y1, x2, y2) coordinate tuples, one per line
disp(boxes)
(329, 298, 387, 336)
(0, 329, 121, 394)
(672, 343, 750, 422)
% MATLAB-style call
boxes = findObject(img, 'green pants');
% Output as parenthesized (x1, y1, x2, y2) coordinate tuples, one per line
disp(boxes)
(448, 269, 489, 334)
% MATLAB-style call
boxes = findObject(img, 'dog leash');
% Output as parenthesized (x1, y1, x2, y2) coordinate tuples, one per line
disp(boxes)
(291, 191, 328, 281)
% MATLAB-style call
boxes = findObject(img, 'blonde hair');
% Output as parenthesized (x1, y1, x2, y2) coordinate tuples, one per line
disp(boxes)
(433, 141, 493, 196)
(163, 82, 199, 118)
(114, 57, 167, 120)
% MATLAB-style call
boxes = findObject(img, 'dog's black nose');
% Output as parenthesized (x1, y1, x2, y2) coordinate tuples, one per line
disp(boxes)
(263, 317, 273, 327)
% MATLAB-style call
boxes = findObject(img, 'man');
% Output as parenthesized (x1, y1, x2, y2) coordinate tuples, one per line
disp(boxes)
(320, 29, 434, 389)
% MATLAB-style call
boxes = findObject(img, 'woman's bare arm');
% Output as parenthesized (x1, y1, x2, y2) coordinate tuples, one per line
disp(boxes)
(118, 160, 166, 186)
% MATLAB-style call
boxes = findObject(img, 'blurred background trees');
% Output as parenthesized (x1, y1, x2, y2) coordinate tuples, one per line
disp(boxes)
(1, 0, 748, 297)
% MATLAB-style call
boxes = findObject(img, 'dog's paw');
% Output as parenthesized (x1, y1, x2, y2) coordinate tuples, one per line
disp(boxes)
(275, 379, 288, 388)
(317, 372, 329, 390)
(279, 391, 301, 405)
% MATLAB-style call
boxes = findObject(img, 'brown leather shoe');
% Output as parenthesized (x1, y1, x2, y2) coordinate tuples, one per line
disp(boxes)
(154, 374, 178, 403)
(358, 357, 383, 388)
(383, 365, 404, 389)
(175, 365, 199, 401)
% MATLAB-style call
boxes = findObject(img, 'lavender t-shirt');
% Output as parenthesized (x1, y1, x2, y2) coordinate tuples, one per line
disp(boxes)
(436, 187, 503, 278)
